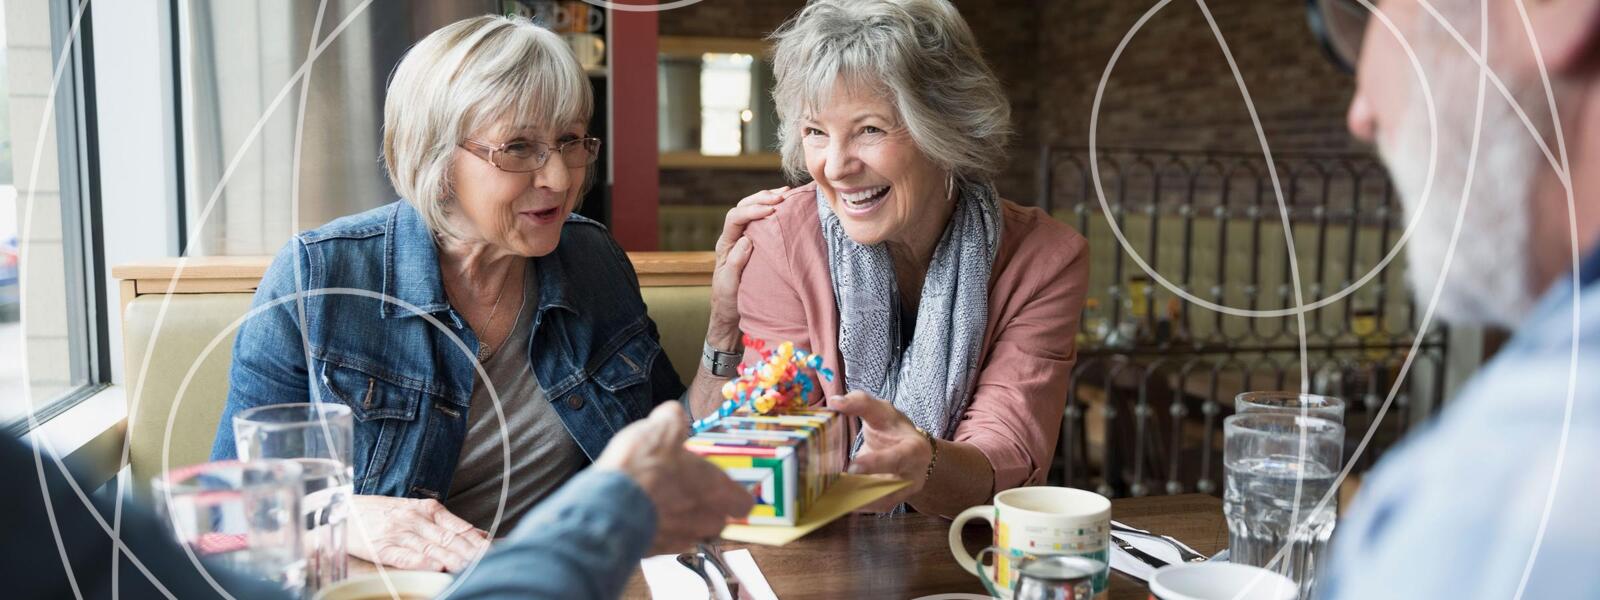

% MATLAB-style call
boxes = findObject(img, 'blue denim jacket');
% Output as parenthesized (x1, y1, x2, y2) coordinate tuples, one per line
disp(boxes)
(210, 201, 685, 500)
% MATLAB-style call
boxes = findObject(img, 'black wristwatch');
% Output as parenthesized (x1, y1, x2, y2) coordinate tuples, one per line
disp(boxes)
(702, 340, 741, 377)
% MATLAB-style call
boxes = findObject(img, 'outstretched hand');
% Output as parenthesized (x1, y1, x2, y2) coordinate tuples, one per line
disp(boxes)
(829, 391, 932, 512)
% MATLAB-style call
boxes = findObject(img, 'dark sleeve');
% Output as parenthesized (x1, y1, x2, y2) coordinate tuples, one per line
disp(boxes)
(211, 238, 313, 460)
(450, 468, 657, 599)
(602, 229, 687, 404)
(0, 433, 289, 599)
(643, 314, 687, 405)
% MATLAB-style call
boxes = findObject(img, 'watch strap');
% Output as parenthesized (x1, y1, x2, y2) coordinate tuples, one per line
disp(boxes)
(702, 340, 741, 377)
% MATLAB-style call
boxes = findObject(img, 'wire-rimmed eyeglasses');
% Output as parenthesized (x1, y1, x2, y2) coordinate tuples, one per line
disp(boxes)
(459, 136, 602, 173)
(1307, 0, 1370, 74)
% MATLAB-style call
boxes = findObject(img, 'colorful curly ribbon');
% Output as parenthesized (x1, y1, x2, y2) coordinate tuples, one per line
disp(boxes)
(691, 335, 835, 433)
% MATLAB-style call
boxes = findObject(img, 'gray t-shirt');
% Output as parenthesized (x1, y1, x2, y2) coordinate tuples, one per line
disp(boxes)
(445, 265, 588, 534)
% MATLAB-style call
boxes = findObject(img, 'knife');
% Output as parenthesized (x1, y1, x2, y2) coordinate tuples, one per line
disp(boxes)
(1111, 533, 1172, 570)
(1110, 522, 1209, 563)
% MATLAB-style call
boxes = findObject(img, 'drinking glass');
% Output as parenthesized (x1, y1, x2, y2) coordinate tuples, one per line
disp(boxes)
(153, 459, 306, 596)
(1223, 413, 1343, 600)
(1235, 391, 1345, 424)
(235, 402, 354, 593)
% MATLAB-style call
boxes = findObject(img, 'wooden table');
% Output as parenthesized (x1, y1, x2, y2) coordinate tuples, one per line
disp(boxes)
(623, 494, 1226, 599)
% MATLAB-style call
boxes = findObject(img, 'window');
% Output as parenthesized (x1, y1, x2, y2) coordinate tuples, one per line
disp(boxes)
(656, 36, 781, 169)
(1, 0, 107, 433)
(698, 52, 753, 156)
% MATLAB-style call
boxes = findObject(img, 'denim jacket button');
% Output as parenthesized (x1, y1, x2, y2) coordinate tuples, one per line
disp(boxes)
(565, 394, 584, 410)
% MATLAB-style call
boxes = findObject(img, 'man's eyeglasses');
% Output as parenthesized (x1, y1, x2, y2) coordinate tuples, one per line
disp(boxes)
(1307, 0, 1370, 74)
(460, 137, 602, 173)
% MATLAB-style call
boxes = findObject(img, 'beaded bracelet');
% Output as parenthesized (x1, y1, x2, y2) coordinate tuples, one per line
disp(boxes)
(918, 427, 939, 483)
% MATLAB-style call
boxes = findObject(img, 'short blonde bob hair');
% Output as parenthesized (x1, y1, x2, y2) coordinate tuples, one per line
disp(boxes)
(770, 0, 1012, 184)
(383, 15, 592, 237)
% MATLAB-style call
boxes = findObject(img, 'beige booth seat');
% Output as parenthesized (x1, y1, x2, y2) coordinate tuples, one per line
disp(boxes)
(107, 252, 714, 494)
(658, 205, 730, 252)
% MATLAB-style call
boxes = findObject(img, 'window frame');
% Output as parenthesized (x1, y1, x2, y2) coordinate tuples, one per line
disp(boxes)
(3, 0, 108, 435)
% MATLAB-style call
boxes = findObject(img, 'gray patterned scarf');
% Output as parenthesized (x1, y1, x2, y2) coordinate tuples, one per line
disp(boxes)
(818, 179, 1001, 444)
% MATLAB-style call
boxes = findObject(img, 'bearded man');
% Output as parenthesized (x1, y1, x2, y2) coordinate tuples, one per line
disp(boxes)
(1309, 0, 1600, 597)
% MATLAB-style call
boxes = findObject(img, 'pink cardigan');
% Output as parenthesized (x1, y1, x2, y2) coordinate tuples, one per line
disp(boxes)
(736, 183, 1090, 490)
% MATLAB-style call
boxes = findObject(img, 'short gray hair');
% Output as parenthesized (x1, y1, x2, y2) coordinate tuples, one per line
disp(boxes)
(383, 15, 592, 237)
(769, 0, 1012, 183)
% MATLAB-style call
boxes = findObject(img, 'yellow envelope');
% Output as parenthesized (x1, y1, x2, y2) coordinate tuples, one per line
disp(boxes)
(720, 473, 911, 546)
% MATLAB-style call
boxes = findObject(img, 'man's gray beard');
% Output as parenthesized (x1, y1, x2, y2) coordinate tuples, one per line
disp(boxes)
(1379, 64, 1542, 329)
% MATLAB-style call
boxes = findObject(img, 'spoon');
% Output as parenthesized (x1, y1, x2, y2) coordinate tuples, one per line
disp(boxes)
(698, 542, 745, 600)
(676, 552, 718, 598)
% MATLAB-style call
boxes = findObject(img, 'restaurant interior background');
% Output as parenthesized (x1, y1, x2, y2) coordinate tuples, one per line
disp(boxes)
(1, 0, 1488, 502)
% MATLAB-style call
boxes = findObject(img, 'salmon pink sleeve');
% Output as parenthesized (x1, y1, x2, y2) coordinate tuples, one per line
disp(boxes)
(953, 233, 1090, 491)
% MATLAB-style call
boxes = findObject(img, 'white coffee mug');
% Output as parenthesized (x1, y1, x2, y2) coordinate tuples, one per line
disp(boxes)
(313, 571, 453, 600)
(949, 486, 1111, 599)
(1147, 563, 1297, 600)
(562, 32, 605, 69)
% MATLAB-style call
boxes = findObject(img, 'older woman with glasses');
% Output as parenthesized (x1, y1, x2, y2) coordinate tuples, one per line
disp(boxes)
(702, 0, 1090, 516)
(210, 16, 762, 572)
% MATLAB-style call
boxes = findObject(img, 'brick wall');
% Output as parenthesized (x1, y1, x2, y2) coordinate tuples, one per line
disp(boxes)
(657, 0, 1363, 211)
(660, 168, 787, 205)
(1039, 0, 1363, 155)
(657, 0, 801, 38)
(658, 0, 1040, 206)
(953, 0, 1038, 202)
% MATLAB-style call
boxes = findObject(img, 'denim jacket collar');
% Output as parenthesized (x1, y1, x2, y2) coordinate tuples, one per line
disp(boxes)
(531, 240, 580, 317)
(379, 202, 447, 319)
(379, 201, 579, 320)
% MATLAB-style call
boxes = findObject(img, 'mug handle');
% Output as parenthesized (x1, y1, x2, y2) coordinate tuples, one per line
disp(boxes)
(974, 547, 1007, 598)
(948, 504, 995, 575)
(550, 3, 569, 30)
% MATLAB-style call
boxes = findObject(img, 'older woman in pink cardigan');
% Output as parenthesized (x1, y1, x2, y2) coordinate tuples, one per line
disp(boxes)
(695, 0, 1089, 517)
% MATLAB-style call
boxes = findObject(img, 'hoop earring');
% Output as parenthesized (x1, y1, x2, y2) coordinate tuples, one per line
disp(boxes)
(945, 172, 957, 201)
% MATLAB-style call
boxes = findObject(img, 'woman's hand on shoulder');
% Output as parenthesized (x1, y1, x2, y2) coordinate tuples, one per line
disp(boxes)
(708, 186, 789, 349)
(347, 494, 490, 572)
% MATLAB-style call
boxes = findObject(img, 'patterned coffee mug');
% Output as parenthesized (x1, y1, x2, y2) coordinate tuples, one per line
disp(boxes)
(949, 486, 1111, 599)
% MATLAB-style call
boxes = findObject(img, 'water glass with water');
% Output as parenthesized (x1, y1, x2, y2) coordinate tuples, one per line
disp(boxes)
(235, 402, 355, 594)
(153, 460, 306, 596)
(1235, 391, 1345, 424)
(1223, 413, 1343, 599)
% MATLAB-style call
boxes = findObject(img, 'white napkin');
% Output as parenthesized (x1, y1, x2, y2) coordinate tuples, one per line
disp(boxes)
(1108, 520, 1207, 583)
(639, 549, 778, 600)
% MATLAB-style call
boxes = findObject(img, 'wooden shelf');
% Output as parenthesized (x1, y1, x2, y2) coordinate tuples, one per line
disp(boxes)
(659, 36, 769, 58)
(112, 254, 275, 281)
(626, 251, 716, 286)
(659, 151, 782, 170)
(114, 251, 715, 311)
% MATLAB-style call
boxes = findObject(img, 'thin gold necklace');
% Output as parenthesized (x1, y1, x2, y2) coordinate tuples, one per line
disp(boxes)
(463, 261, 521, 362)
